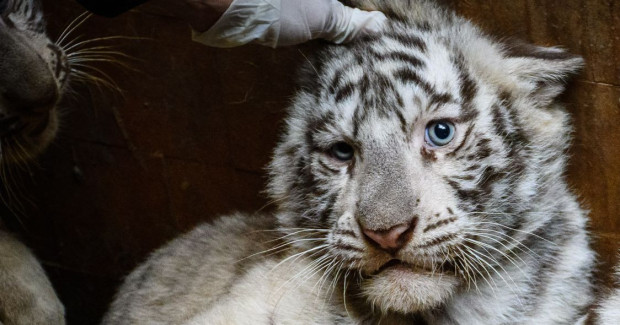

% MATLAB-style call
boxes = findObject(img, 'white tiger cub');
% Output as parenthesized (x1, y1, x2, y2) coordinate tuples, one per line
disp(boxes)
(104, 0, 598, 324)
(0, 0, 71, 324)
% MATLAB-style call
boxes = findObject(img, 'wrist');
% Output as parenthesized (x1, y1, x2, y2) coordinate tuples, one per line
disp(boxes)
(186, 0, 233, 32)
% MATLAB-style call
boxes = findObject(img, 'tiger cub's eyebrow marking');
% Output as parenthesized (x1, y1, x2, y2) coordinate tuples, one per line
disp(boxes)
(428, 93, 456, 111)
(448, 123, 474, 157)
(386, 31, 427, 51)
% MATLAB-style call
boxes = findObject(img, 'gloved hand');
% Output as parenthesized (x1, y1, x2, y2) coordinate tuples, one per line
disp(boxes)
(192, 0, 387, 48)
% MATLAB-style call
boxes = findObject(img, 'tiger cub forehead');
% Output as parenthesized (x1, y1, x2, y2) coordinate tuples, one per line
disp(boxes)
(299, 21, 499, 146)
(270, 0, 581, 215)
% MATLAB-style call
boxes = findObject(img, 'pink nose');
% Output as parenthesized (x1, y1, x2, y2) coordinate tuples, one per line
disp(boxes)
(362, 223, 414, 253)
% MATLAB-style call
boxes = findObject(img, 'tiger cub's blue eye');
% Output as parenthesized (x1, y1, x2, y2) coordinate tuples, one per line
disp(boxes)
(330, 142, 354, 162)
(425, 121, 455, 146)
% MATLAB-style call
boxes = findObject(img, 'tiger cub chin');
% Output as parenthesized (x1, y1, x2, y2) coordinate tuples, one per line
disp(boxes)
(104, 0, 598, 324)
(1, 0, 71, 324)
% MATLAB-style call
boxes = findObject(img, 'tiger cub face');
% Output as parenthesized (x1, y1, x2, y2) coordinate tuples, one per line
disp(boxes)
(268, 2, 582, 315)
(0, 0, 69, 164)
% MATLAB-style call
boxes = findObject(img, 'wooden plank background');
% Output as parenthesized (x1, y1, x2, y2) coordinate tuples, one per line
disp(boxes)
(4, 0, 617, 323)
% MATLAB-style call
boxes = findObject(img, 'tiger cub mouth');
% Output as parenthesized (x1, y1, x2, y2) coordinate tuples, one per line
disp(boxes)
(375, 259, 433, 274)
(374, 259, 457, 276)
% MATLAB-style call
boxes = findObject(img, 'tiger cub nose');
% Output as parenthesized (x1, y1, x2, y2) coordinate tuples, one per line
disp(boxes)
(362, 221, 415, 253)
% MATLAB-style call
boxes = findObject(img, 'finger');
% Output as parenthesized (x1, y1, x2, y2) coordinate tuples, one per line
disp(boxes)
(322, 2, 387, 44)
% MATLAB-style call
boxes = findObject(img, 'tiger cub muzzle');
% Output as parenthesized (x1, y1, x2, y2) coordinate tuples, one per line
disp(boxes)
(0, 17, 68, 161)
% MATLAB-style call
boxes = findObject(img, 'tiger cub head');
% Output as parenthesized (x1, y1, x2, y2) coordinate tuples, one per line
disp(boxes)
(268, 0, 582, 314)
(0, 0, 69, 164)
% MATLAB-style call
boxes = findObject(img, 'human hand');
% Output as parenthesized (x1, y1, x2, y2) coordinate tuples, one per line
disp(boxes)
(192, 0, 387, 48)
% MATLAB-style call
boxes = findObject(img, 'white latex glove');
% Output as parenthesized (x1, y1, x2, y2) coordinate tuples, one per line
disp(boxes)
(192, 0, 387, 48)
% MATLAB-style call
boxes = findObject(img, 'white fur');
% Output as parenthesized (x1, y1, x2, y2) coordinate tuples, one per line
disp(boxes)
(104, 1, 600, 324)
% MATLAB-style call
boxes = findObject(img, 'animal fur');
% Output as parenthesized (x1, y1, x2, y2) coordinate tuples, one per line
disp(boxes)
(103, 1, 606, 324)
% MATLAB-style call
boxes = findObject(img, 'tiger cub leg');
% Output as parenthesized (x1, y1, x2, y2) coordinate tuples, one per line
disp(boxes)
(0, 230, 65, 325)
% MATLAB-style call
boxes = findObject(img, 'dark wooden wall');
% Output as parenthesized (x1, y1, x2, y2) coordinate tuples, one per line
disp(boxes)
(6, 0, 617, 323)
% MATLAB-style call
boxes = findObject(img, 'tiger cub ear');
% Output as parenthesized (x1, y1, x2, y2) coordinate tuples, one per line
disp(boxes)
(502, 41, 583, 106)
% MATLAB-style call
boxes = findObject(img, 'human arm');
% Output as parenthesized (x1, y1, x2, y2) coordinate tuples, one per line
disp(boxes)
(190, 0, 387, 48)
(75, 0, 386, 48)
